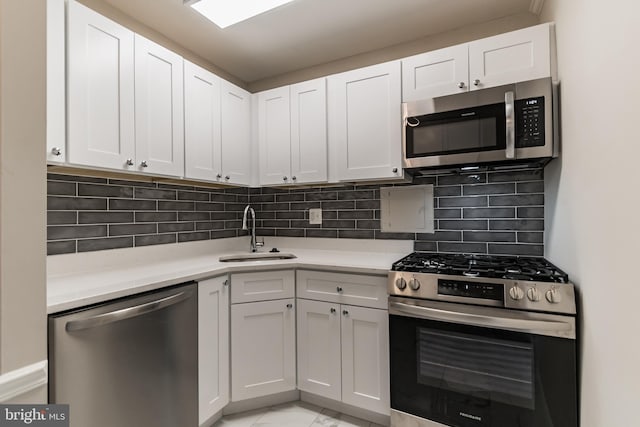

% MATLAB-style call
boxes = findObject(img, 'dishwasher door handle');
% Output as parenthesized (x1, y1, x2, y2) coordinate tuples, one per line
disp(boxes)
(65, 290, 192, 332)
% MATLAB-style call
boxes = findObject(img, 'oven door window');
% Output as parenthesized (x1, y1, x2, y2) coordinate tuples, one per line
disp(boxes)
(390, 314, 577, 427)
(406, 102, 506, 158)
(417, 328, 534, 409)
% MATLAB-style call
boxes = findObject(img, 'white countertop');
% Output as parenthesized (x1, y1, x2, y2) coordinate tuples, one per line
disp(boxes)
(47, 237, 413, 313)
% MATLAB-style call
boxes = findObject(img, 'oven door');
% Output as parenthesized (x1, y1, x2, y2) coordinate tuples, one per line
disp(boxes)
(389, 297, 577, 427)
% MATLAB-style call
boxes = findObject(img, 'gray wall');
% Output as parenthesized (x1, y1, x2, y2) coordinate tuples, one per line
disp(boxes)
(48, 166, 544, 257)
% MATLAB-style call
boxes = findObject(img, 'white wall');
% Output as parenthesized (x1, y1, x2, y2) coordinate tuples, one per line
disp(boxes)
(541, 1, 640, 425)
(0, 0, 47, 402)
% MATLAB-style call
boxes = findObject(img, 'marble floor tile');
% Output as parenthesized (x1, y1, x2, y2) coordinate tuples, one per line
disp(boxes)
(311, 408, 371, 427)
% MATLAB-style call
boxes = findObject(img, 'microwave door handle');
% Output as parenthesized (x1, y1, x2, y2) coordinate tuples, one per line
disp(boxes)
(505, 91, 515, 159)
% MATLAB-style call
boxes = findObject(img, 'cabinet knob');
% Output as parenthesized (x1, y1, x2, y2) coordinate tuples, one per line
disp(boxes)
(330, 308, 336, 314)
(51, 147, 62, 156)
(336, 286, 343, 293)
(458, 82, 466, 89)
(292, 176, 297, 181)
(140, 161, 148, 168)
(126, 158, 134, 166)
(473, 79, 481, 86)
(283, 176, 288, 181)
(342, 310, 349, 316)
(225, 175, 230, 180)
(216, 173, 222, 179)
(223, 279, 229, 286)
(286, 303, 293, 309)
(392, 167, 398, 173)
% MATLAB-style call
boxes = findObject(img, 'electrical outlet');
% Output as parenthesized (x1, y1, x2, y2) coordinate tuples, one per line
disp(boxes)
(309, 208, 322, 225)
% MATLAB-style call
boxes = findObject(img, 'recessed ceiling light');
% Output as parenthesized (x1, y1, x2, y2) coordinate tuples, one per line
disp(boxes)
(186, 0, 295, 29)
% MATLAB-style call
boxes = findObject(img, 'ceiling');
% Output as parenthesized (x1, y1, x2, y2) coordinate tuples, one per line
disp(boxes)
(101, 0, 541, 84)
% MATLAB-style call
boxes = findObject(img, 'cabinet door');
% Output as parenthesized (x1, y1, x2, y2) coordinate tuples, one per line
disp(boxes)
(221, 80, 252, 186)
(341, 305, 390, 415)
(296, 299, 341, 401)
(198, 276, 230, 424)
(231, 299, 296, 401)
(469, 23, 552, 90)
(134, 34, 184, 177)
(258, 86, 292, 185)
(231, 270, 295, 304)
(401, 44, 469, 101)
(184, 61, 222, 182)
(328, 61, 403, 181)
(67, 0, 135, 170)
(47, 0, 66, 163)
(290, 79, 327, 184)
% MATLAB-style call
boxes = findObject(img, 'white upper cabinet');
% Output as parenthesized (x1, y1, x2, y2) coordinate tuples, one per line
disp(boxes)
(134, 34, 184, 177)
(67, 0, 135, 170)
(184, 61, 222, 182)
(328, 61, 403, 182)
(290, 79, 327, 184)
(257, 78, 327, 186)
(220, 81, 252, 185)
(469, 23, 554, 90)
(402, 44, 469, 101)
(258, 86, 292, 185)
(47, 0, 66, 163)
(402, 23, 555, 100)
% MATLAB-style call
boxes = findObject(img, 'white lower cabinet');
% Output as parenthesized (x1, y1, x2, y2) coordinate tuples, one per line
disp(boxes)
(297, 299, 390, 416)
(198, 276, 230, 425)
(231, 298, 296, 401)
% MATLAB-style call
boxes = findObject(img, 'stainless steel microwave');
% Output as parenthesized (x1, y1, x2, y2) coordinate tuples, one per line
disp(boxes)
(402, 77, 558, 169)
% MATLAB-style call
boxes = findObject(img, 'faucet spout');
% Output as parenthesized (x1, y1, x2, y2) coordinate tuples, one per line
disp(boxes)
(242, 205, 257, 252)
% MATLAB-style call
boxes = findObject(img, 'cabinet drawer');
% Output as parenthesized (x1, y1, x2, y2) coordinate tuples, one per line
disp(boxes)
(231, 270, 295, 304)
(296, 270, 387, 309)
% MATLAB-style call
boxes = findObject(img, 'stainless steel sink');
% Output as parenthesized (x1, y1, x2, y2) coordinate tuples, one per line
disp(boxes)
(219, 252, 297, 262)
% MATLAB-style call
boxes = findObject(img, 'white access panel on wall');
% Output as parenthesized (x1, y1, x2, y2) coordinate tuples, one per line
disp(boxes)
(380, 185, 434, 233)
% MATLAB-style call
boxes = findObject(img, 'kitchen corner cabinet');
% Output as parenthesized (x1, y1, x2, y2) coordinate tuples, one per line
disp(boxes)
(402, 23, 555, 101)
(257, 78, 327, 186)
(134, 34, 184, 176)
(67, 0, 135, 171)
(184, 61, 251, 186)
(198, 276, 230, 425)
(230, 270, 296, 401)
(296, 270, 390, 415)
(327, 61, 403, 182)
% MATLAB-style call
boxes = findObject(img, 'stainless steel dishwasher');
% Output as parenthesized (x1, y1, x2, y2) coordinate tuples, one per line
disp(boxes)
(48, 282, 198, 427)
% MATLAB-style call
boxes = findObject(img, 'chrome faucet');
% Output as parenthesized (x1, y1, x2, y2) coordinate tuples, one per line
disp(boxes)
(242, 205, 263, 252)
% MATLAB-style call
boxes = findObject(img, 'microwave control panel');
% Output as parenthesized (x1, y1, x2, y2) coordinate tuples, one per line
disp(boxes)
(515, 96, 545, 148)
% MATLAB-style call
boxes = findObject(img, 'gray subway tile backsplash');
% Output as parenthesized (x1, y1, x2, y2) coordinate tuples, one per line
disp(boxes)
(47, 166, 545, 256)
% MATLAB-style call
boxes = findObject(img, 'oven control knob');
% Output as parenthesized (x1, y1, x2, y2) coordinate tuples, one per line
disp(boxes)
(546, 288, 562, 304)
(527, 287, 541, 302)
(395, 277, 407, 290)
(409, 278, 421, 291)
(509, 285, 524, 301)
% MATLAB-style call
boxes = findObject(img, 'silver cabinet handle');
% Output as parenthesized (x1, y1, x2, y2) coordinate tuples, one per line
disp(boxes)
(336, 286, 343, 293)
(283, 176, 288, 181)
(126, 159, 134, 166)
(342, 310, 349, 316)
(473, 79, 481, 86)
(292, 176, 297, 181)
(458, 82, 466, 89)
(505, 91, 515, 159)
(392, 167, 398, 173)
(286, 303, 293, 309)
(140, 161, 148, 168)
(330, 308, 336, 314)
(216, 173, 222, 179)
(51, 147, 62, 156)
(65, 291, 192, 332)
(225, 175, 230, 180)
(223, 279, 229, 286)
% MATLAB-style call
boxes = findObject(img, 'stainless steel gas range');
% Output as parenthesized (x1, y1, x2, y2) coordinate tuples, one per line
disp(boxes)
(388, 252, 578, 427)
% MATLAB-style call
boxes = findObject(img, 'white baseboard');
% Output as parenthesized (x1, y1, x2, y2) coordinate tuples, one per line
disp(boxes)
(301, 391, 390, 426)
(222, 390, 300, 415)
(0, 360, 48, 403)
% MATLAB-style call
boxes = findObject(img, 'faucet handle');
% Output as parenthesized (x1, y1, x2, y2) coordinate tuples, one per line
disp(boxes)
(255, 237, 265, 248)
